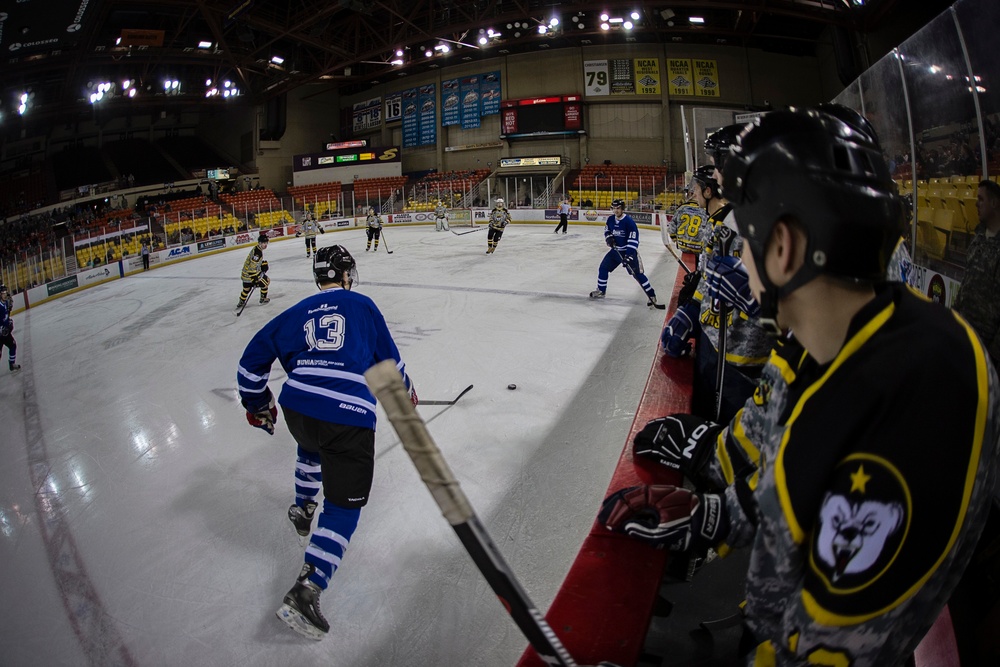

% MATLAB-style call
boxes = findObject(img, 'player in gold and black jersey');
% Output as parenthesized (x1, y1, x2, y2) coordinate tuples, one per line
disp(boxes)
(236, 233, 270, 313)
(485, 198, 511, 254)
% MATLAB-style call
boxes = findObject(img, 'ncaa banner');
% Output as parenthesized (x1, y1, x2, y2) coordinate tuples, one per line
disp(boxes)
(667, 59, 694, 96)
(694, 59, 721, 98)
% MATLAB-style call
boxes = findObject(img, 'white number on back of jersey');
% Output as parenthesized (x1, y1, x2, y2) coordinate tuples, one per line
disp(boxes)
(304, 314, 346, 350)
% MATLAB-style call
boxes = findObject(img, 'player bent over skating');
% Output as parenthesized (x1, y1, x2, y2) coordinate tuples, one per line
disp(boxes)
(486, 198, 511, 254)
(236, 245, 417, 639)
(590, 198, 660, 307)
(236, 233, 270, 313)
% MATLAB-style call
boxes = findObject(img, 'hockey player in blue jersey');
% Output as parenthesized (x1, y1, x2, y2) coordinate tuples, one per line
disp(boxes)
(0, 284, 19, 373)
(237, 244, 417, 640)
(590, 198, 661, 308)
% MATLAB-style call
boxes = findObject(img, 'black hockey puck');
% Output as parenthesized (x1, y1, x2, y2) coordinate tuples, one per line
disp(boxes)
(507, 383, 517, 390)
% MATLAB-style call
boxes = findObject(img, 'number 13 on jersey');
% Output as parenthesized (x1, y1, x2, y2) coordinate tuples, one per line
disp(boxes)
(304, 314, 346, 350)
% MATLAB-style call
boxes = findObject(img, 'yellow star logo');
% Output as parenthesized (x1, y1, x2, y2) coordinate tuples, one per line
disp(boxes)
(850, 465, 871, 494)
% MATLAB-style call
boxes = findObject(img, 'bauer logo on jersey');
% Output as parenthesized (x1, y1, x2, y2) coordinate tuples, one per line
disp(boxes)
(805, 454, 912, 621)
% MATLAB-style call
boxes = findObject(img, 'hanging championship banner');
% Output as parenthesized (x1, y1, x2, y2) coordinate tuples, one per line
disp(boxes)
(610, 59, 635, 95)
(634, 58, 661, 95)
(694, 59, 721, 97)
(667, 59, 694, 96)
(441, 79, 461, 127)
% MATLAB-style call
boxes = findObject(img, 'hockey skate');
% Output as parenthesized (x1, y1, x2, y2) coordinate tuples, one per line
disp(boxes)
(589, 290, 606, 299)
(288, 502, 317, 546)
(276, 564, 329, 640)
(9, 364, 21, 373)
(647, 296, 666, 310)
(259, 296, 270, 305)
(234, 299, 247, 315)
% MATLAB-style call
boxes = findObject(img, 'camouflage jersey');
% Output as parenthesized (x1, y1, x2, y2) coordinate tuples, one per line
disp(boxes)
(435, 203, 448, 219)
(366, 213, 382, 230)
(240, 244, 265, 282)
(694, 205, 773, 368)
(698, 283, 1000, 666)
(300, 217, 321, 238)
(668, 201, 712, 255)
(488, 207, 511, 231)
(953, 224, 1000, 367)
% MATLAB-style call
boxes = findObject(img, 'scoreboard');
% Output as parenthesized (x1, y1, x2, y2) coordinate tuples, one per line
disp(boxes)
(499, 95, 584, 139)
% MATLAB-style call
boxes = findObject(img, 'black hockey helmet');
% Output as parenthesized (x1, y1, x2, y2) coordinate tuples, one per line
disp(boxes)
(704, 123, 746, 175)
(814, 102, 880, 146)
(313, 244, 358, 289)
(689, 165, 721, 198)
(0, 283, 7, 297)
(257, 232, 269, 245)
(611, 198, 625, 210)
(722, 108, 902, 327)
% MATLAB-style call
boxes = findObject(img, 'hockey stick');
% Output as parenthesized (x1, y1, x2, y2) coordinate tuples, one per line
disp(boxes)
(451, 226, 485, 236)
(418, 384, 473, 406)
(365, 361, 578, 667)
(379, 229, 393, 254)
(612, 247, 666, 309)
(663, 241, 694, 275)
(235, 284, 256, 317)
(713, 225, 738, 421)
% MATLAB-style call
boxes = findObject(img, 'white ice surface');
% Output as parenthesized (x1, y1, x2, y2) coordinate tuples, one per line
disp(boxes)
(0, 223, 677, 667)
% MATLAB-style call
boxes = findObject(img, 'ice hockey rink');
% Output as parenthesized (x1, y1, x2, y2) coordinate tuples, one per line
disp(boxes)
(0, 222, 678, 667)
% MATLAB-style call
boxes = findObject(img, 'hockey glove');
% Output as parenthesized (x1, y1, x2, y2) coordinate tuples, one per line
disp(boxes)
(599, 485, 728, 551)
(703, 255, 760, 316)
(633, 414, 722, 482)
(606, 236, 615, 248)
(243, 388, 277, 435)
(260, 260, 269, 274)
(677, 270, 700, 307)
(661, 300, 699, 357)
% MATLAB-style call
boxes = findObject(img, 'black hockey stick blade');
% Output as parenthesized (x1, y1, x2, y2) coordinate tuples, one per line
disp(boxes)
(419, 384, 473, 405)
(235, 285, 255, 317)
(452, 227, 485, 235)
(648, 300, 666, 310)
(364, 362, 578, 667)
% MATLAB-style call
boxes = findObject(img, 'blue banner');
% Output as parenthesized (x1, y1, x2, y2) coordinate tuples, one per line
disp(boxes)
(441, 79, 461, 127)
(418, 85, 437, 146)
(460, 76, 481, 130)
(401, 88, 419, 148)
(481, 70, 502, 116)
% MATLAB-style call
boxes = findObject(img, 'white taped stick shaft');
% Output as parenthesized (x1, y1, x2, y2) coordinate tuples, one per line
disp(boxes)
(365, 360, 473, 525)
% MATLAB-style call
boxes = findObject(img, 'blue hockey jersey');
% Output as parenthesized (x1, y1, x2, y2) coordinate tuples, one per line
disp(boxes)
(237, 286, 413, 430)
(604, 213, 640, 254)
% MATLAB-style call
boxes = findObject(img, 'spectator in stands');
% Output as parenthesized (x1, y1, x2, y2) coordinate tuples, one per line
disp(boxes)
(954, 179, 1000, 370)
